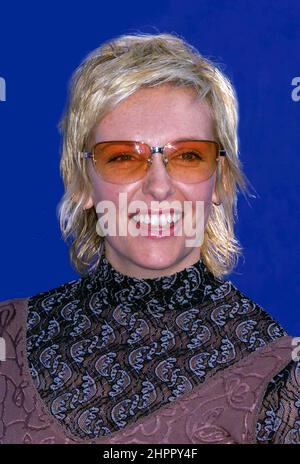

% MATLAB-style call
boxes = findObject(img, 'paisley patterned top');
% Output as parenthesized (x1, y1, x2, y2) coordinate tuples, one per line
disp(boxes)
(21, 253, 300, 444)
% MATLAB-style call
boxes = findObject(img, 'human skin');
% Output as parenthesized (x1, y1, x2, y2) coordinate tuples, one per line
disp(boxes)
(84, 84, 223, 278)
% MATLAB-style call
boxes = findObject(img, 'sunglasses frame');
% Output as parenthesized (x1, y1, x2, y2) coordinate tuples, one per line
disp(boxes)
(81, 139, 226, 182)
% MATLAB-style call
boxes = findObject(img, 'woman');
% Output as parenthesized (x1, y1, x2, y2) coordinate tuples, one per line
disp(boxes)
(0, 32, 299, 445)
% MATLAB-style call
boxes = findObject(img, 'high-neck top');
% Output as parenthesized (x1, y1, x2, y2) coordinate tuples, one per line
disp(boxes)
(25, 253, 288, 442)
(88, 253, 219, 312)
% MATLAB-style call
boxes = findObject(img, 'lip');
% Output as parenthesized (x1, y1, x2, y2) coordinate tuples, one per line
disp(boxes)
(128, 207, 183, 219)
(129, 211, 183, 239)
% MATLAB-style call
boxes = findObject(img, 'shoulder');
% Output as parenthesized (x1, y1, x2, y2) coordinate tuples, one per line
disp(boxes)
(0, 296, 29, 334)
(221, 277, 287, 325)
(205, 275, 290, 349)
(0, 273, 85, 341)
(256, 344, 300, 444)
(25, 275, 84, 315)
(0, 277, 85, 419)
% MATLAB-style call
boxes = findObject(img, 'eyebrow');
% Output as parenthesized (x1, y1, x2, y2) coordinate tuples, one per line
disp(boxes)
(135, 137, 212, 144)
(93, 137, 213, 147)
(173, 137, 210, 142)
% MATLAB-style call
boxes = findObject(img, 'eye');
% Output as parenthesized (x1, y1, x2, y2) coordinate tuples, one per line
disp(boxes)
(108, 153, 133, 162)
(179, 151, 203, 161)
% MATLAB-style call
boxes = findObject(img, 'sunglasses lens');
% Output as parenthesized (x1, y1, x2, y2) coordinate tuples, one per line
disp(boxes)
(93, 142, 149, 183)
(165, 141, 219, 183)
(92, 140, 219, 184)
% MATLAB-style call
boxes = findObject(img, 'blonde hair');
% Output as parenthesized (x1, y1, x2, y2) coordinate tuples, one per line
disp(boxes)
(57, 32, 254, 279)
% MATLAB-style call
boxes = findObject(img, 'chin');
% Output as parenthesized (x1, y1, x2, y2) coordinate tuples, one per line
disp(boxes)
(125, 245, 188, 272)
(133, 255, 177, 271)
(105, 237, 193, 275)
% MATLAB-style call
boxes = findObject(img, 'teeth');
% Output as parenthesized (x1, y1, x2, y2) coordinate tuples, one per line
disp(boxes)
(132, 214, 140, 222)
(131, 213, 181, 226)
(159, 215, 167, 226)
(150, 215, 159, 226)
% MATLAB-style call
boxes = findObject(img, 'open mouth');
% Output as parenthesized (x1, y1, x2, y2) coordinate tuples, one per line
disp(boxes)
(128, 208, 184, 236)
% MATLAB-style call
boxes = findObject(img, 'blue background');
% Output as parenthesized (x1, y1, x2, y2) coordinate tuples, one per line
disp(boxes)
(0, 0, 299, 334)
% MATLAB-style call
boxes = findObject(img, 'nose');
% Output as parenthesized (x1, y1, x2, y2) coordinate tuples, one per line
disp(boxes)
(141, 152, 175, 200)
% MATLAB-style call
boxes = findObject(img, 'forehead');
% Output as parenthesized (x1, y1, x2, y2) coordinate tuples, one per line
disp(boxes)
(93, 85, 214, 145)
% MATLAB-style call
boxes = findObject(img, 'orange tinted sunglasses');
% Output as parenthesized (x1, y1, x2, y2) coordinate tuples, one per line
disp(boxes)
(81, 139, 226, 184)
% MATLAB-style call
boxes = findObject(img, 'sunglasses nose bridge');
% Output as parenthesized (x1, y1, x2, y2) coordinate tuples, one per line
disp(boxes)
(150, 146, 164, 154)
(148, 145, 169, 166)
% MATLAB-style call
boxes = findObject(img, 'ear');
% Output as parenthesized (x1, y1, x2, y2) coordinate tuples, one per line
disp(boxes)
(83, 196, 94, 210)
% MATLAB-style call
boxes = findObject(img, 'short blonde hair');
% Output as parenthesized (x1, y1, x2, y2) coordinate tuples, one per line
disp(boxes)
(57, 32, 252, 279)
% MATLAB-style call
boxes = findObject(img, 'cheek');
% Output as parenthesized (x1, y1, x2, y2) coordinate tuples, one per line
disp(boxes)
(92, 182, 120, 204)
(179, 177, 215, 226)
(179, 176, 215, 203)
(88, 171, 139, 216)
(87, 164, 122, 204)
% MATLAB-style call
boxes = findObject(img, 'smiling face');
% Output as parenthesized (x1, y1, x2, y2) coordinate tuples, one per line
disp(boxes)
(85, 84, 223, 278)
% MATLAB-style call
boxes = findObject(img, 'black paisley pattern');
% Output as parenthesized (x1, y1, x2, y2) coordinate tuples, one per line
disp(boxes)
(256, 359, 300, 444)
(26, 253, 291, 442)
